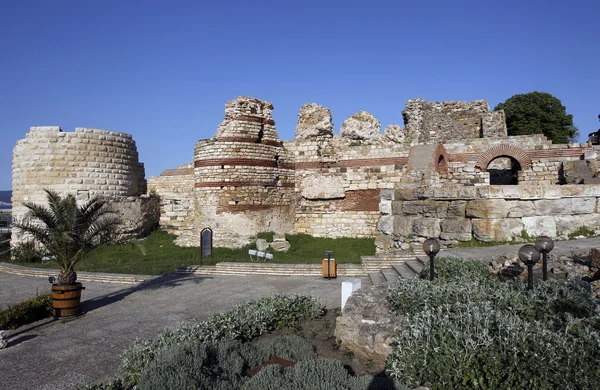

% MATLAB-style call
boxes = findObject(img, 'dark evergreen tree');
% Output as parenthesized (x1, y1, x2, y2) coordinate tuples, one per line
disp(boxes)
(494, 91, 578, 144)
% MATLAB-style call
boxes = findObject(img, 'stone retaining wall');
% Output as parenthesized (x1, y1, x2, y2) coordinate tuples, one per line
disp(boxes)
(377, 184, 600, 252)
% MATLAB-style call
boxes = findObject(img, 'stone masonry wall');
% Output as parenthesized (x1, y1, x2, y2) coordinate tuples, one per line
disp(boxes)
(12, 126, 148, 245)
(147, 165, 196, 246)
(377, 184, 600, 252)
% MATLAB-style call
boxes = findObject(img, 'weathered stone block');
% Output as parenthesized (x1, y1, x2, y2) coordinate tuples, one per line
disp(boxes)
(518, 185, 545, 200)
(301, 174, 345, 200)
(440, 219, 472, 241)
(335, 284, 403, 365)
(393, 216, 415, 238)
(457, 186, 478, 200)
(413, 218, 441, 238)
(394, 187, 418, 201)
(433, 186, 458, 199)
(402, 200, 448, 217)
(507, 200, 535, 218)
(391, 201, 403, 215)
(377, 216, 394, 235)
(472, 218, 523, 242)
(466, 199, 509, 219)
(375, 234, 393, 252)
(522, 216, 557, 238)
(379, 200, 392, 215)
(380, 189, 395, 201)
(534, 198, 595, 216)
(446, 201, 467, 217)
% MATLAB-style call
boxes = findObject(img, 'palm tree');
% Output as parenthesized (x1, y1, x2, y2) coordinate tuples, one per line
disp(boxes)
(13, 189, 121, 285)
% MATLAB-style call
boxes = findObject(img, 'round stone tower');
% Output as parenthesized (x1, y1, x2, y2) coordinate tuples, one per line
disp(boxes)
(12, 126, 147, 244)
(192, 97, 295, 247)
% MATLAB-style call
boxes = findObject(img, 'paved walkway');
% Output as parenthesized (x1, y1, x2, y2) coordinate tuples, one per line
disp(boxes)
(1, 236, 598, 389)
(0, 272, 342, 390)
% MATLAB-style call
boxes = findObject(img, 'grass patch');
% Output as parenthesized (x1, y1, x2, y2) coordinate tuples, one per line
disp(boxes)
(255, 231, 275, 241)
(13, 230, 374, 275)
(454, 238, 513, 248)
(568, 225, 596, 239)
(0, 294, 52, 330)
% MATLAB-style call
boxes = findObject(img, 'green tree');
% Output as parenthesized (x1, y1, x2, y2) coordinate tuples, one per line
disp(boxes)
(494, 91, 579, 144)
(13, 190, 121, 285)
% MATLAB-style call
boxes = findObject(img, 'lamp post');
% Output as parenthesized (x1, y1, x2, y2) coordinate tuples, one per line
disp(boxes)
(518, 244, 541, 290)
(423, 238, 440, 281)
(535, 236, 554, 281)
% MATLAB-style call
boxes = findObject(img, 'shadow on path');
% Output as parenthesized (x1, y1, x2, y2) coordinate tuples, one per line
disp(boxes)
(80, 272, 213, 313)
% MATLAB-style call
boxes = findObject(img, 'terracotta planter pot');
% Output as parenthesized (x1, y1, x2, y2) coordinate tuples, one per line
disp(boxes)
(51, 282, 85, 317)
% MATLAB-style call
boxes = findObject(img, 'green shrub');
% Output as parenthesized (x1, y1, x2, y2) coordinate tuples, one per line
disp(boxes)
(256, 231, 275, 242)
(0, 294, 52, 329)
(255, 335, 316, 362)
(138, 336, 318, 390)
(244, 359, 408, 390)
(10, 241, 44, 263)
(386, 258, 600, 389)
(417, 256, 490, 282)
(78, 379, 124, 390)
(387, 301, 600, 389)
(121, 294, 322, 385)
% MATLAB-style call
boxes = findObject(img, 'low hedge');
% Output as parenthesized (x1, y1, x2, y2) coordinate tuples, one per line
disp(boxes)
(121, 294, 322, 385)
(387, 257, 600, 389)
(0, 294, 52, 330)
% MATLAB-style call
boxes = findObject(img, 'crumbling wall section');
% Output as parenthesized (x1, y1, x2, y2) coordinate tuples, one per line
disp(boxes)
(147, 164, 196, 245)
(402, 99, 507, 144)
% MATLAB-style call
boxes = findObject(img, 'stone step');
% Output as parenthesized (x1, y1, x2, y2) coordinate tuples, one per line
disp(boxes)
(178, 263, 371, 277)
(368, 272, 387, 285)
(0, 264, 155, 284)
(392, 263, 418, 279)
(380, 268, 399, 283)
(405, 259, 425, 275)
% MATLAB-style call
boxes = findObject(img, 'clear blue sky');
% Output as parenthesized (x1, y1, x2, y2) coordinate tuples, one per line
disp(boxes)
(1, 0, 598, 190)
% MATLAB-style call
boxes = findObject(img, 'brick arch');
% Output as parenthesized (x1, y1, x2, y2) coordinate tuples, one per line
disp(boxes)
(434, 144, 449, 173)
(475, 145, 532, 170)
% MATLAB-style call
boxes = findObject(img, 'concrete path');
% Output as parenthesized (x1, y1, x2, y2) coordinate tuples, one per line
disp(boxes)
(0, 272, 342, 390)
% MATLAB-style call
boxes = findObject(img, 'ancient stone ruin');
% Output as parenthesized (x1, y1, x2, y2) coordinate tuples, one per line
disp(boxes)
(13, 97, 600, 251)
(11, 127, 158, 245)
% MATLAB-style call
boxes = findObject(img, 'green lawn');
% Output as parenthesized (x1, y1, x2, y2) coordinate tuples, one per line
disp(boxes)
(10, 230, 374, 276)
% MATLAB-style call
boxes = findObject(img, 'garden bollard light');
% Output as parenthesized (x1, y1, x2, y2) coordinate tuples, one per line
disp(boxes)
(423, 238, 440, 281)
(535, 236, 554, 281)
(518, 244, 541, 290)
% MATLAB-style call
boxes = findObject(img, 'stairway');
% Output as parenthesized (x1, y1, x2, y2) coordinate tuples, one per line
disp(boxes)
(177, 252, 428, 282)
(364, 255, 427, 285)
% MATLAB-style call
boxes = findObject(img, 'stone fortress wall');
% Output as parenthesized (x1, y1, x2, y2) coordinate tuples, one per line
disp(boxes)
(149, 96, 600, 249)
(12, 127, 158, 245)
